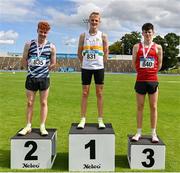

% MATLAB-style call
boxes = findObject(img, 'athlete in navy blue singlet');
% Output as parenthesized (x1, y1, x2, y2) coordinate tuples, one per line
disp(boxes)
(18, 21, 56, 136)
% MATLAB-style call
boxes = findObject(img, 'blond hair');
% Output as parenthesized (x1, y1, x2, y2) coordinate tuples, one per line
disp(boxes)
(89, 12, 100, 19)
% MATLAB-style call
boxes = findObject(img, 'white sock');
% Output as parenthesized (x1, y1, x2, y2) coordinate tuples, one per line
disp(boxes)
(152, 128, 156, 135)
(26, 123, 31, 128)
(81, 117, 86, 122)
(98, 117, 103, 122)
(40, 123, 45, 128)
(137, 128, 142, 135)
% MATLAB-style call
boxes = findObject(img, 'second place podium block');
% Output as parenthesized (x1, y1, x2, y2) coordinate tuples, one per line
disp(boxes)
(69, 123, 115, 171)
(11, 128, 57, 169)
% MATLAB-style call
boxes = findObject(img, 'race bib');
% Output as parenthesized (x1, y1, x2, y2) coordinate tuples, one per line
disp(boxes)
(140, 57, 155, 68)
(29, 56, 46, 67)
(85, 50, 97, 61)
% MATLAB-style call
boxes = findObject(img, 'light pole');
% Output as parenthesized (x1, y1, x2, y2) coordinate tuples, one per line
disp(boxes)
(179, 36, 180, 56)
(83, 19, 89, 31)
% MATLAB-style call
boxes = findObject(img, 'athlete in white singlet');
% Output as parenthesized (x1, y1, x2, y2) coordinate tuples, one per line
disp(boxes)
(77, 12, 109, 129)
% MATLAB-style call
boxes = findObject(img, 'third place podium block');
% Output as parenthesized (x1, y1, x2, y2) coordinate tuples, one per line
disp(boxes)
(11, 128, 57, 169)
(128, 135, 166, 170)
(69, 123, 115, 171)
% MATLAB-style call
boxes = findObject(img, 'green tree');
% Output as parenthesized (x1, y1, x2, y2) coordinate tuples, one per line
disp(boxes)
(121, 31, 141, 55)
(154, 33, 180, 70)
(109, 31, 141, 55)
(109, 41, 122, 54)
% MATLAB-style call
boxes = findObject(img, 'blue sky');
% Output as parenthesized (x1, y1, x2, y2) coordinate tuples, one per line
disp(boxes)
(0, 0, 180, 54)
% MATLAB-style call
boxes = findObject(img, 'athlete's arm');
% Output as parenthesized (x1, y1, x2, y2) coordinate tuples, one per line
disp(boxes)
(102, 33, 109, 63)
(157, 44, 163, 71)
(132, 44, 138, 71)
(22, 42, 30, 69)
(77, 33, 85, 63)
(49, 43, 56, 70)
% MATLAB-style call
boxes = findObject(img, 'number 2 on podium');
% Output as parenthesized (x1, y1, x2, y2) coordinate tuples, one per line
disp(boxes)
(24, 141, 38, 160)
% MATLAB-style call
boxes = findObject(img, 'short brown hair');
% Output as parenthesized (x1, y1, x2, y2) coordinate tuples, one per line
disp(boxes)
(38, 21, 51, 31)
(142, 23, 154, 31)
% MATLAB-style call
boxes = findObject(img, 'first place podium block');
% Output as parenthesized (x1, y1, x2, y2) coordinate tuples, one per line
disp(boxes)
(11, 128, 57, 169)
(128, 135, 166, 170)
(69, 123, 115, 171)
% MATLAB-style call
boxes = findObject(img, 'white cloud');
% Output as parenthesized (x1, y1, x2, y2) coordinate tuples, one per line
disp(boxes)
(0, 0, 179, 48)
(1, 0, 180, 33)
(44, 0, 180, 37)
(0, 40, 14, 44)
(0, 0, 36, 22)
(0, 30, 19, 45)
(65, 38, 77, 46)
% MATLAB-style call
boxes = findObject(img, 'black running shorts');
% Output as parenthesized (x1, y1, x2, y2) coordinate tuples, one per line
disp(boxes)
(81, 68, 104, 85)
(25, 76, 50, 91)
(134, 81, 159, 95)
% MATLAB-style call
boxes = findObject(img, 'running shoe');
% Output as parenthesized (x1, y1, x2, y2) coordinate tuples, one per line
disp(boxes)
(40, 125, 48, 136)
(18, 126, 32, 136)
(77, 119, 85, 129)
(131, 133, 141, 142)
(152, 134, 159, 143)
(98, 119, 106, 129)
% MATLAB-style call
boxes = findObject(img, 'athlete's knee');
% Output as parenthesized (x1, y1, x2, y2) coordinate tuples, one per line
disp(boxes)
(150, 104, 157, 111)
(96, 90, 103, 98)
(41, 100, 47, 107)
(82, 89, 89, 97)
(137, 103, 144, 111)
(27, 100, 34, 107)
(82, 91, 89, 97)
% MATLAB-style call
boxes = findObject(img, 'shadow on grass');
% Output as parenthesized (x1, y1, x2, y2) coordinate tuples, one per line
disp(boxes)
(0, 151, 128, 171)
(115, 154, 129, 169)
(52, 152, 68, 171)
(0, 149, 10, 168)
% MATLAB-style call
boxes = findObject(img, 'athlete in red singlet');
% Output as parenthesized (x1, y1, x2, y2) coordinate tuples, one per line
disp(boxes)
(132, 23, 163, 143)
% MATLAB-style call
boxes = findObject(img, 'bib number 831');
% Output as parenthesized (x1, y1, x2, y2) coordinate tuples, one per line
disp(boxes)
(87, 54, 96, 60)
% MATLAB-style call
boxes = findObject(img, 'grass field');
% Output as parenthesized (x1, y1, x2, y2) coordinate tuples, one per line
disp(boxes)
(0, 72, 180, 172)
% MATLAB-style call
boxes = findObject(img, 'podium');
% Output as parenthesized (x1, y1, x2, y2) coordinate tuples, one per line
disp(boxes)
(11, 128, 57, 169)
(127, 135, 166, 169)
(69, 123, 115, 171)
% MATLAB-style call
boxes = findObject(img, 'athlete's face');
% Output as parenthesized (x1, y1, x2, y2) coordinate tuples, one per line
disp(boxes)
(37, 28, 49, 40)
(89, 15, 100, 30)
(142, 29, 154, 42)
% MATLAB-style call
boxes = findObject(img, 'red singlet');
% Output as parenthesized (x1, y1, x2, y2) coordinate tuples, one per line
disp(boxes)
(136, 42, 159, 81)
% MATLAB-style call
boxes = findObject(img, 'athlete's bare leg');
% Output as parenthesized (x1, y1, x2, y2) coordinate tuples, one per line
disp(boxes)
(96, 84, 104, 117)
(39, 88, 49, 124)
(148, 89, 158, 129)
(132, 93, 146, 141)
(26, 89, 36, 124)
(81, 85, 90, 117)
(136, 93, 146, 128)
